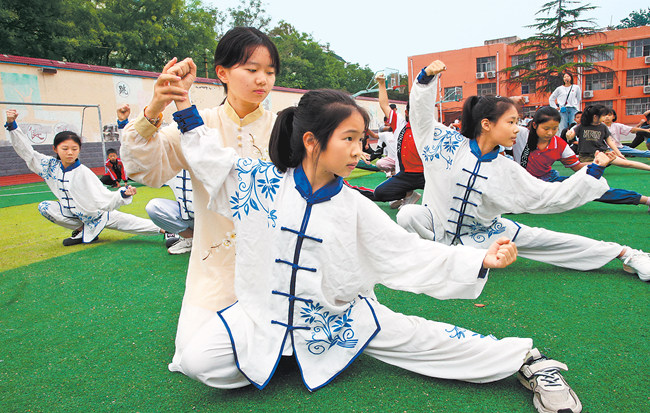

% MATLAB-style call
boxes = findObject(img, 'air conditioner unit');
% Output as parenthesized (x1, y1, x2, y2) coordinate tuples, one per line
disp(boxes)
(645, 56, 650, 64)
(523, 96, 530, 103)
(486, 71, 496, 78)
(583, 90, 594, 99)
(644, 85, 650, 94)
(476, 72, 485, 79)
(583, 66, 593, 72)
(511, 70, 520, 77)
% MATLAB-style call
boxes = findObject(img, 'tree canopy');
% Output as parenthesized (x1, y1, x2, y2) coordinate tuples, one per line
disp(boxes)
(502, 0, 622, 95)
(0, 0, 385, 95)
(616, 8, 650, 29)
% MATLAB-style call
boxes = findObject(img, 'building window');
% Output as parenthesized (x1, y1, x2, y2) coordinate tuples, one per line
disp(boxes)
(511, 54, 535, 69)
(521, 106, 536, 119)
(476, 56, 496, 73)
(626, 68, 650, 87)
(626, 98, 650, 115)
(585, 72, 614, 90)
(585, 48, 614, 62)
(521, 81, 536, 95)
(477, 83, 497, 96)
(628, 38, 650, 58)
(443, 86, 463, 101)
(588, 100, 614, 109)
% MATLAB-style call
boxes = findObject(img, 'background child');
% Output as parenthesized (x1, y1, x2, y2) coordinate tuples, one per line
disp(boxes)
(567, 105, 650, 171)
(512, 106, 650, 211)
(5, 109, 162, 246)
(120, 27, 281, 370)
(399, 60, 650, 282)
(601, 108, 650, 158)
(99, 148, 128, 187)
(172, 88, 581, 413)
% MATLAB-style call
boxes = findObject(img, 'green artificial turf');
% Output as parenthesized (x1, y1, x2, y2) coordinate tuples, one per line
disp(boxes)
(1, 162, 649, 412)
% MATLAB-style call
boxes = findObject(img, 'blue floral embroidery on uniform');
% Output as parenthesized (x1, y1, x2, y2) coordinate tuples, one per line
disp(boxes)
(300, 301, 358, 354)
(446, 326, 498, 340)
(445, 326, 466, 339)
(230, 159, 282, 227)
(420, 127, 463, 169)
(38, 158, 59, 181)
(38, 201, 57, 223)
(79, 211, 105, 230)
(467, 218, 505, 243)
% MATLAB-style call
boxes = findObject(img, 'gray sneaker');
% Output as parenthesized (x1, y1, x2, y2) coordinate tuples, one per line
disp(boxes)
(168, 237, 193, 255)
(518, 348, 582, 413)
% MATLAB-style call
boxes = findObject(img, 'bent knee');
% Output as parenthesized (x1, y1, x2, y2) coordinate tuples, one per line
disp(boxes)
(179, 346, 247, 389)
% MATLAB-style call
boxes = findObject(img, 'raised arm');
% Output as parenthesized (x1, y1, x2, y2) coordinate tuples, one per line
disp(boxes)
(4, 110, 54, 176)
(120, 58, 195, 187)
(408, 60, 449, 150)
(176, 106, 238, 216)
(375, 72, 391, 119)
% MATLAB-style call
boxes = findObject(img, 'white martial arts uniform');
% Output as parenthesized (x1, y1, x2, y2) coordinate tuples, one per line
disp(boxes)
(146, 169, 195, 234)
(398, 72, 622, 271)
(171, 108, 533, 391)
(120, 101, 275, 367)
(7, 125, 160, 241)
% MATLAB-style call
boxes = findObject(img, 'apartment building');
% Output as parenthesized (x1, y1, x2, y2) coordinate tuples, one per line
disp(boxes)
(408, 26, 650, 126)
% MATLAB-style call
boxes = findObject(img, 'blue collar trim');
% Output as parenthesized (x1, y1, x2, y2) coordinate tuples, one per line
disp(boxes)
(469, 139, 499, 162)
(293, 165, 343, 204)
(60, 159, 81, 173)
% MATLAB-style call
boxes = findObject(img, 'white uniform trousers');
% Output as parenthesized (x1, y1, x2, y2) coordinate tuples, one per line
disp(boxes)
(38, 200, 161, 235)
(145, 198, 194, 235)
(397, 205, 622, 271)
(174, 301, 532, 389)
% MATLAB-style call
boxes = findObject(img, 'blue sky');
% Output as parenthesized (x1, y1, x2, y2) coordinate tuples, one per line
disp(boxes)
(207, 0, 649, 73)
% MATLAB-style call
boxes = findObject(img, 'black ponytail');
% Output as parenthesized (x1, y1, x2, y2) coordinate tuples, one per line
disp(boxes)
(269, 106, 298, 171)
(581, 104, 607, 126)
(269, 89, 369, 172)
(460, 95, 515, 139)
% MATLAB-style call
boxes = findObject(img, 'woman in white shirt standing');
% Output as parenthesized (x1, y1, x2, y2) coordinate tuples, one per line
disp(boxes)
(549, 72, 581, 131)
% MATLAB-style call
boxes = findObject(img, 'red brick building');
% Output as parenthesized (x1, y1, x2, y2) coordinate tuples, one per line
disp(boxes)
(408, 26, 650, 126)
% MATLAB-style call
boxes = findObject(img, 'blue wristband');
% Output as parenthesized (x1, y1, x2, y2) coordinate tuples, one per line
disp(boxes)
(586, 163, 605, 179)
(117, 119, 128, 129)
(417, 68, 435, 85)
(4, 121, 17, 131)
(120, 188, 131, 199)
(173, 105, 204, 133)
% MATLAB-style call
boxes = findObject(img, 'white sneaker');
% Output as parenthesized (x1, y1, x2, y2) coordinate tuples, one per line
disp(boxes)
(401, 191, 421, 206)
(168, 238, 193, 255)
(621, 248, 650, 281)
(518, 348, 582, 413)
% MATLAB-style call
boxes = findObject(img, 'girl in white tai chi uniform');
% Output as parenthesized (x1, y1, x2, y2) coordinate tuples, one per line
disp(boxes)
(120, 27, 280, 368)
(168, 83, 582, 412)
(397, 60, 650, 281)
(4, 110, 162, 246)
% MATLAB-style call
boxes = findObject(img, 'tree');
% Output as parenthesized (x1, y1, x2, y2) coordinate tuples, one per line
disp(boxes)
(224, 0, 270, 31)
(0, 0, 221, 75)
(269, 21, 374, 93)
(502, 0, 622, 95)
(616, 8, 650, 29)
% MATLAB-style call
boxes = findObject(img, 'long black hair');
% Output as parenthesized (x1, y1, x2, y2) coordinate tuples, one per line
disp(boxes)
(269, 89, 369, 172)
(460, 95, 516, 139)
(580, 104, 608, 126)
(214, 27, 280, 96)
(526, 106, 562, 153)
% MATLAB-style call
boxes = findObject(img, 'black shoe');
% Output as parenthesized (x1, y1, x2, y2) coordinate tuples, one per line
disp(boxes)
(62, 235, 98, 246)
(71, 228, 82, 238)
(165, 233, 180, 248)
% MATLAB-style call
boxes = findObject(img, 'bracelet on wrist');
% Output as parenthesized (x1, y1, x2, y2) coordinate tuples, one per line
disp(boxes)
(143, 106, 163, 127)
